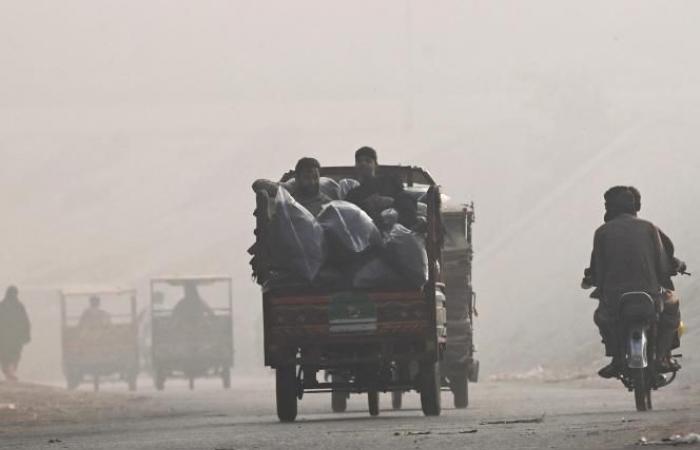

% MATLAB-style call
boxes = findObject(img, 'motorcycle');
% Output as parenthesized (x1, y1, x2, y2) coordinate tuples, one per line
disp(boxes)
(617, 271, 690, 412)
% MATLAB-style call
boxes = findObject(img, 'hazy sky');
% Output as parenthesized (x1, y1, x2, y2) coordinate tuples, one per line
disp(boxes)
(2, 1, 699, 377)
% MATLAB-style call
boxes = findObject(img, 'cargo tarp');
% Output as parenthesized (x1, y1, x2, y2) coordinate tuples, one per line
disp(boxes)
(318, 201, 382, 256)
(383, 224, 428, 287)
(271, 187, 325, 281)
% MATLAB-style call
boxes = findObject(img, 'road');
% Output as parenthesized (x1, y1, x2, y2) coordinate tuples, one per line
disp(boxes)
(2, 374, 699, 450)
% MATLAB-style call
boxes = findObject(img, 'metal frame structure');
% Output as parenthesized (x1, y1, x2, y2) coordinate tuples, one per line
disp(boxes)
(59, 287, 139, 392)
(149, 275, 234, 390)
(280, 165, 436, 187)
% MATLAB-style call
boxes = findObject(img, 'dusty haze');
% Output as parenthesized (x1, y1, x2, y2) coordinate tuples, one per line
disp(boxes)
(2, 0, 699, 382)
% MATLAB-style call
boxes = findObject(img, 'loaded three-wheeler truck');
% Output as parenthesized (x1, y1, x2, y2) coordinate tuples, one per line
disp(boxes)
(60, 287, 140, 391)
(149, 276, 234, 390)
(252, 165, 470, 422)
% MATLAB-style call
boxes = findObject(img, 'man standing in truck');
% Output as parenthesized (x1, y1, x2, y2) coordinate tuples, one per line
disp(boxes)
(345, 146, 417, 228)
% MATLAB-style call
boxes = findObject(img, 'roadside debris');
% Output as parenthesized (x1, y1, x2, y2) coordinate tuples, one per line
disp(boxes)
(0, 382, 159, 429)
(489, 365, 594, 383)
(480, 414, 545, 425)
(638, 433, 700, 446)
(394, 429, 478, 437)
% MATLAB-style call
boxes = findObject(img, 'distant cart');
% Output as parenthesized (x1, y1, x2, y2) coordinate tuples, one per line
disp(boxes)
(149, 275, 233, 390)
(60, 287, 139, 392)
(439, 201, 479, 408)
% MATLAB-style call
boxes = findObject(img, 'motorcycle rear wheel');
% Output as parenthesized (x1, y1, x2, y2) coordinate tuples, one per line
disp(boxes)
(634, 369, 652, 412)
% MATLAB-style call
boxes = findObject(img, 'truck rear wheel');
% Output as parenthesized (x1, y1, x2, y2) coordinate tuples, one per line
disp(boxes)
(127, 372, 138, 392)
(391, 391, 403, 410)
(368, 390, 380, 417)
(332, 391, 347, 413)
(451, 372, 469, 409)
(331, 374, 348, 413)
(276, 366, 298, 422)
(420, 362, 442, 417)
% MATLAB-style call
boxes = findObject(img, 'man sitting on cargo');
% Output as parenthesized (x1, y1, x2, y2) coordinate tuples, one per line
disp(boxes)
(345, 146, 417, 228)
(252, 157, 331, 216)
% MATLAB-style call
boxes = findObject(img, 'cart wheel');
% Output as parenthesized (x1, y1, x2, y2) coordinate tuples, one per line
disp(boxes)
(276, 366, 298, 422)
(451, 373, 469, 409)
(222, 366, 231, 389)
(66, 370, 81, 390)
(420, 362, 442, 417)
(368, 390, 380, 417)
(127, 373, 138, 392)
(331, 391, 347, 413)
(468, 360, 480, 383)
(391, 391, 403, 410)
(154, 367, 166, 391)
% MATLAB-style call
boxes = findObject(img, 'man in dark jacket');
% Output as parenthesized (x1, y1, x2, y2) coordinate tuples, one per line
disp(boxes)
(78, 295, 112, 329)
(172, 283, 214, 327)
(0, 286, 31, 382)
(345, 146, 417, 228)
(583, 188, 680, 378)
(584, 186, 686, 291)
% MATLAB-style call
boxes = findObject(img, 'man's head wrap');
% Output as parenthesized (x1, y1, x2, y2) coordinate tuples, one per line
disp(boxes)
(604, 186, 637, 217)
(355, 146, 378, 163)
(294, 157, 321, 174)
(627, 186, 642, 212)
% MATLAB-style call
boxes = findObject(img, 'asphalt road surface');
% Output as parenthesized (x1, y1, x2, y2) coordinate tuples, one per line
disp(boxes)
(2, 374, 699, 450)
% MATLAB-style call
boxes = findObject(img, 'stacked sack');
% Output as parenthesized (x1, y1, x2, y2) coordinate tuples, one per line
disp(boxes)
(267, 184, 428, 289)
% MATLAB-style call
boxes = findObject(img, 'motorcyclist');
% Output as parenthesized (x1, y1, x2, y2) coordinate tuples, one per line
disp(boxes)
(582, 187, 683, 378)
(584, 186, 687, 292)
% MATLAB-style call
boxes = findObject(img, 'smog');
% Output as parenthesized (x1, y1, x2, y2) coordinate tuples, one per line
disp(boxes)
(1, 1, 699, 448)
